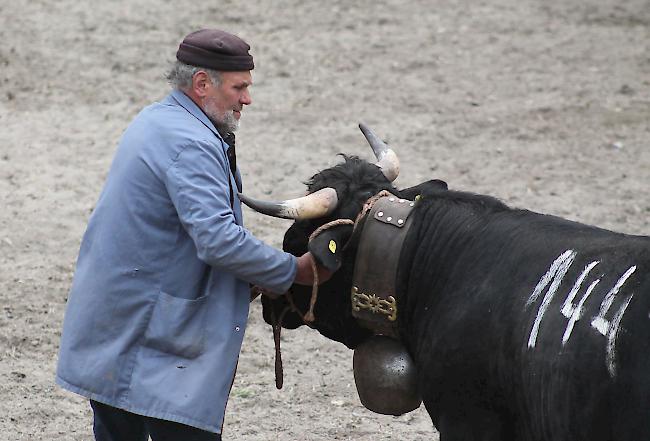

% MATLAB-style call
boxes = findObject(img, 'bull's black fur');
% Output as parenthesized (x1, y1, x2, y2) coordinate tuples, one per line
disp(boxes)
(396, 195, 650, 440)
(262, 154, 650, 441)
(263, 155, 445, 346)
(306, 154, 394, 220)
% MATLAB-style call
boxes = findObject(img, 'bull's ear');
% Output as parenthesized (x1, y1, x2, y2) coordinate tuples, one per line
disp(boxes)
(399, 179, 448, 199)
(308, 224, 355, 272)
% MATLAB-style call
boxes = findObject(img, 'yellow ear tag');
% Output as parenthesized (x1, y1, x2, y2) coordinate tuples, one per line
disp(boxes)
(329, 240, 337, 254)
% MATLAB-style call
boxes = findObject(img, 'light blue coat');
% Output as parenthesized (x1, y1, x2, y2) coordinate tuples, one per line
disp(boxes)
(56, 90, 296, 433)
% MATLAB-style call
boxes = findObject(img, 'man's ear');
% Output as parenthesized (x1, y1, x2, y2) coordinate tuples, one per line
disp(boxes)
(308, 224, 354, 272)
(191, 70, 211, 98)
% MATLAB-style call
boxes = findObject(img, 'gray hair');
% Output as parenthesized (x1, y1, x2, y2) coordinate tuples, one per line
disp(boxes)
(166, 61, 222, 90)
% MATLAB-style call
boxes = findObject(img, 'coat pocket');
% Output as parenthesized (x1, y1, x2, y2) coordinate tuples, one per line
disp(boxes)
(143, 291, 208, 359)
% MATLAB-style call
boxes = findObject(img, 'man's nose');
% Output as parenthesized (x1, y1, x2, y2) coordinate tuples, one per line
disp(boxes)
(241, 90, 252, 106)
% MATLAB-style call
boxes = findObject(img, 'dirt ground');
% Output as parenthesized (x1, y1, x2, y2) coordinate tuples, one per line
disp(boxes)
(1, 0, 648, 439)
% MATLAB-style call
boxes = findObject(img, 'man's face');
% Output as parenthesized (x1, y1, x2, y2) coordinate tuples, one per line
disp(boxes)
(203, 70, 253, 133)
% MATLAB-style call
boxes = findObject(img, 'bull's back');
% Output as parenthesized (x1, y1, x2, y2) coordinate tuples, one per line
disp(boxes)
(400, 203, 650, 440)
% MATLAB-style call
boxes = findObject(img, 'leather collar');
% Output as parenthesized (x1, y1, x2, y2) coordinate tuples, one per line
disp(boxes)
(351, 195, 416, 338)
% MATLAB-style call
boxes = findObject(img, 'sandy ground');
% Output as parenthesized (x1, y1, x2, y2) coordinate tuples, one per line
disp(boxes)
(1, 0, 648, 439)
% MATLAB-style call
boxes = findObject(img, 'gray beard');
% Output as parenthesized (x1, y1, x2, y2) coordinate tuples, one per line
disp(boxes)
(212, 110, 239, 134)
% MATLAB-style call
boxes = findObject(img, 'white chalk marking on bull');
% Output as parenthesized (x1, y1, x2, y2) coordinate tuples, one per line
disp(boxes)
(526, 250, 575, 307)
(562, 278, 600, 345)
(560, 261, 600, 318)
(591, 266, 637, 336)
(527, 250, 577, 349)
(605, 294, 633, 377)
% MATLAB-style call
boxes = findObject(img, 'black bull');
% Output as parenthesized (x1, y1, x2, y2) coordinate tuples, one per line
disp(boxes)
(258, 155, 650, 441)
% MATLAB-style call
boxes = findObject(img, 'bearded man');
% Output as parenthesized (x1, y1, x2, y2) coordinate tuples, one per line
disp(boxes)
(56, 29, 328, 441)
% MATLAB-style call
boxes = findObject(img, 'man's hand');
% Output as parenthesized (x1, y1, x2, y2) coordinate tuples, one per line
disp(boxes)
(294, 252, 333, 286)
(250, 252, 333, 302)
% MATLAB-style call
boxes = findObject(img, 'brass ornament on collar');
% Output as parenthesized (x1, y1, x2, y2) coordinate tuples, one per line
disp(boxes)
(351, 287, 397, 322)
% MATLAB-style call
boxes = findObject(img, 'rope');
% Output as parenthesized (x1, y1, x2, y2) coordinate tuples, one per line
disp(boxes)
(270, 305, 291, 389)
(354, 190, 393, 229)
(303, 218, 355, 323)
(308, 218, 355, 242)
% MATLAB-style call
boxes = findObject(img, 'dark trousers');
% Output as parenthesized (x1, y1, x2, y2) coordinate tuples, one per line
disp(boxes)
(90, 400, 222, 441)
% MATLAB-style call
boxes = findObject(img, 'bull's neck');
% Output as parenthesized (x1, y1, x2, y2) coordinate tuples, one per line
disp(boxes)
(395, 200, 508, 354)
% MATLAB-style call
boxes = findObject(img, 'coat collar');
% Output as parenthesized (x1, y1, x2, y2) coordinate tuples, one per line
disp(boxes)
(168, 89, 225, 144)
(166, 89, 242, 193)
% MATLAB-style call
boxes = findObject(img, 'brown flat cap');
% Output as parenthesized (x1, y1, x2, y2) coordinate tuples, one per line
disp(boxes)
(176, 29, 254, 71)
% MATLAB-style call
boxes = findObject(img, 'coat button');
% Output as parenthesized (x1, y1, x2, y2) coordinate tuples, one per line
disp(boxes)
(235, 326, 241, 332)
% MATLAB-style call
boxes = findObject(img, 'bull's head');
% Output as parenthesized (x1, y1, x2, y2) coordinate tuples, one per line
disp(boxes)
(240, 124, 446, 349)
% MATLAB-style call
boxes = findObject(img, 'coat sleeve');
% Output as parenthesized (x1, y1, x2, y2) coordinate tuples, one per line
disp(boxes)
(165, 139, 297, 293)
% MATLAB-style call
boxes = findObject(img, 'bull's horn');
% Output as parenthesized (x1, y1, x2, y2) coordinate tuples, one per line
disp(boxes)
(238, 187, 338, 220)
(359, 123, 400, 182)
